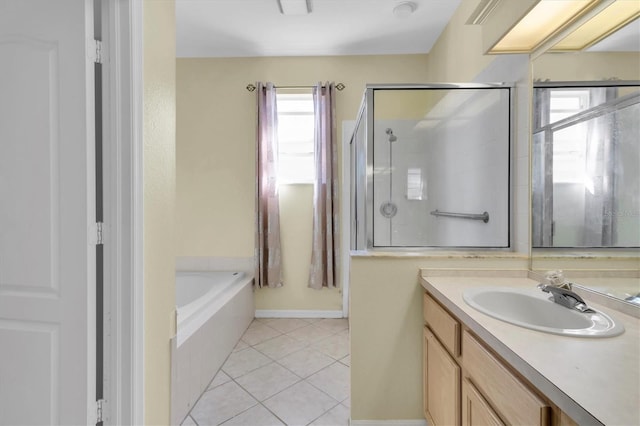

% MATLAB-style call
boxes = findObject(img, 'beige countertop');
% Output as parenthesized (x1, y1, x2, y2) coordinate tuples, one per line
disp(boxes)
(420, 270, 640, 426)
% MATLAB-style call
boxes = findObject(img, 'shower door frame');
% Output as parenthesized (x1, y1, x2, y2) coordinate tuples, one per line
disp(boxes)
(355, 83, 514, 251)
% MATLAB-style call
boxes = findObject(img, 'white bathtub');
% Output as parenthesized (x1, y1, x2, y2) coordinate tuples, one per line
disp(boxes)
(176, 271, 251, 346)
(171, 270, 254, 425)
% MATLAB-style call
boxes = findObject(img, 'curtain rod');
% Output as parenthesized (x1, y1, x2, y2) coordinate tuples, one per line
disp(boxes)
(246, 83, 345, 92)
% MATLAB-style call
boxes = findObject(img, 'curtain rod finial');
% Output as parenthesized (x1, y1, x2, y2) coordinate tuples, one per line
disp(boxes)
(336, 83, 345, 91)
(246, 84, 257, 92)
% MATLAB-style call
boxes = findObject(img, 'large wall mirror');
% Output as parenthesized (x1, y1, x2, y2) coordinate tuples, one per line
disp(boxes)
(531, 17, 640, 306)
(532, 80, 639, 248)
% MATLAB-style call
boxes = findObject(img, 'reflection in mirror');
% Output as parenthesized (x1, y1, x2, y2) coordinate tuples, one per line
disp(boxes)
(532, 82, 640, 248)
(530, 16, 640, 309)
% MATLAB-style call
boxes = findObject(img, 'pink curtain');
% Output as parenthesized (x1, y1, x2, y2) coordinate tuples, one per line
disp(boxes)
(309, 82, 338, 289)
(255, 82, 283, 288)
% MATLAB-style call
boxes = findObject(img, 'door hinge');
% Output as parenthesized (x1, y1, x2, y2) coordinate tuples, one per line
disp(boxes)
(96, 222, 104, 245)
(96, 398, 106, 424)
(88, 39, 103, 64)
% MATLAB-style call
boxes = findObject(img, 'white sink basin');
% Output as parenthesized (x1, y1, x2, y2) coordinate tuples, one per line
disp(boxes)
(463, 287, 624, 337)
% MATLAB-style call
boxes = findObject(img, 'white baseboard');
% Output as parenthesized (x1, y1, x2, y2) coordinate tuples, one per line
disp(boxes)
(255, 309, 344, 319)
(350, 420, 427, 426)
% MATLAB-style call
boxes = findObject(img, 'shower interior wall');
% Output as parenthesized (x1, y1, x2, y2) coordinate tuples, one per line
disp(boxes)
(371, 89, 510, 248)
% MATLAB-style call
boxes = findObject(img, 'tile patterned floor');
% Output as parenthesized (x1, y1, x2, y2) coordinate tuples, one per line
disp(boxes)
(181, 318, 350, 426)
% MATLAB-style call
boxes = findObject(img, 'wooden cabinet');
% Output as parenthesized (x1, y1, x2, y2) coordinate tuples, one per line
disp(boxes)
(462, 379, 504, 426)
(463, 331, 551, 425)
(423, 327, 460, 426)
(423, 291, 575, 426)
(423, 293, 460, 356)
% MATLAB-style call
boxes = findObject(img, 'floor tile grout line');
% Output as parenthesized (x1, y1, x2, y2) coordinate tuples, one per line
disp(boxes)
(259, 319, 348, 336)
(185, 318, 349, 426)
(225, 357, 347, 424)
(254, 401, 289, 426)
(245, 329, 349, 364)
(228, 372, 306, 424)
(303, 361, 351, 405)
(252, 339, 348, 380)
(226, 360, 344, 425)
(214, 396, 260, 426)
(184, 320, 276, 424)
(249, 375, 342, 426)
(215, 365, 296, 426)
(304, 398, 344, 426)
(183, 352, 236, 424)
(184, 319, 267, 424)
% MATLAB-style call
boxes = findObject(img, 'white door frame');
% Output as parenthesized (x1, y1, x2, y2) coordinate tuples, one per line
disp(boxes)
(101, 0, 144, 424)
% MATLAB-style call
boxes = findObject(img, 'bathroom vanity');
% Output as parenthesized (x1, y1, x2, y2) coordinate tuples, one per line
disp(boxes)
(420, 270, 640, 426)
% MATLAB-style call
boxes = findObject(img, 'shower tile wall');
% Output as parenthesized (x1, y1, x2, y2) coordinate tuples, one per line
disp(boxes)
(372, 89, 510, 248)
(424, 89, 510, 247)
(373, 120, 429, 246)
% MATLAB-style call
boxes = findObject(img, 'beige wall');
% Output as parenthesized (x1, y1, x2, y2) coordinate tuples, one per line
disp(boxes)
(349, 0, 533, 421)
(425, 0, 498, 82)
(533, 52, 640, 80)
(176, 55, 431, 311)
(349, 255, 529, 420)
(144, 1, 176, 424)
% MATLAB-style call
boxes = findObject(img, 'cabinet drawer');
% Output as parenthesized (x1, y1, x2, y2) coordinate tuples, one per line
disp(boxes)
(463, 331, 551, 426)
(424, 293, 460, 356)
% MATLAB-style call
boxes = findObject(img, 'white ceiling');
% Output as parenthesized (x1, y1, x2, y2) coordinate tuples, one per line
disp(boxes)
(176, 0, 462, 58)
(175, 1, 640, 58)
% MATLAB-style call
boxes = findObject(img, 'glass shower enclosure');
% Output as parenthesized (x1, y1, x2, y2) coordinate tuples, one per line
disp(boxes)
(350, 84, 513, 250)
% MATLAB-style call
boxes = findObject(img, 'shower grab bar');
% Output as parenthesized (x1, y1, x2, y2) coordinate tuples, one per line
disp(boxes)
(430, 209, 490, 223)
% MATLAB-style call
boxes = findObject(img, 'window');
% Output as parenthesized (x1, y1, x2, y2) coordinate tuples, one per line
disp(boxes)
(548, 89, 590, 184)
(276, 92, 315, 183)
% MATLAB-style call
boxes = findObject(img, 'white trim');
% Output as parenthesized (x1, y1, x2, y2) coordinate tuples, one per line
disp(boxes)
(101, 0, 144, 424)
(341, 121, 355, 318)
(350, 420, 427, 426)
(130, 0, 145, 424)
(255, 310, 344, 319)
(103, 2, 125, 423)
(85, 1, 98, 423)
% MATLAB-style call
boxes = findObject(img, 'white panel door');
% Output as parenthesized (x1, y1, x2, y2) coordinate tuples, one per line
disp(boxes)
(0, 0, 96, 425)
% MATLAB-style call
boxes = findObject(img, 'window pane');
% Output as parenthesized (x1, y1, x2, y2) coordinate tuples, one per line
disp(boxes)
(277, 92, 315, 183)
(277, 94, 314, 113)
(279, 142, 313, 154)
(278, 115, 314, 143)
(279, 154, 315, 183)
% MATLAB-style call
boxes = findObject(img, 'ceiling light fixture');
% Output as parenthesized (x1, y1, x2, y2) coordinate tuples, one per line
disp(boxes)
(393, 2, 417, 19)
(552, 1, 640, 51)
(489, 0, 640, 54)
(490, 0, 598, 53)
(277, 0, 312, 15)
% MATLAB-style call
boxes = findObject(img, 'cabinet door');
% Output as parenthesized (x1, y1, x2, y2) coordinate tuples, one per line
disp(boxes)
(462, 379, 505, 426)
(424, 327, 460, 425)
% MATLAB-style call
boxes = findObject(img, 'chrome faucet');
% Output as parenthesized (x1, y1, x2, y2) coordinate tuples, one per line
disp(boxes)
(537, 283, 596, 313)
